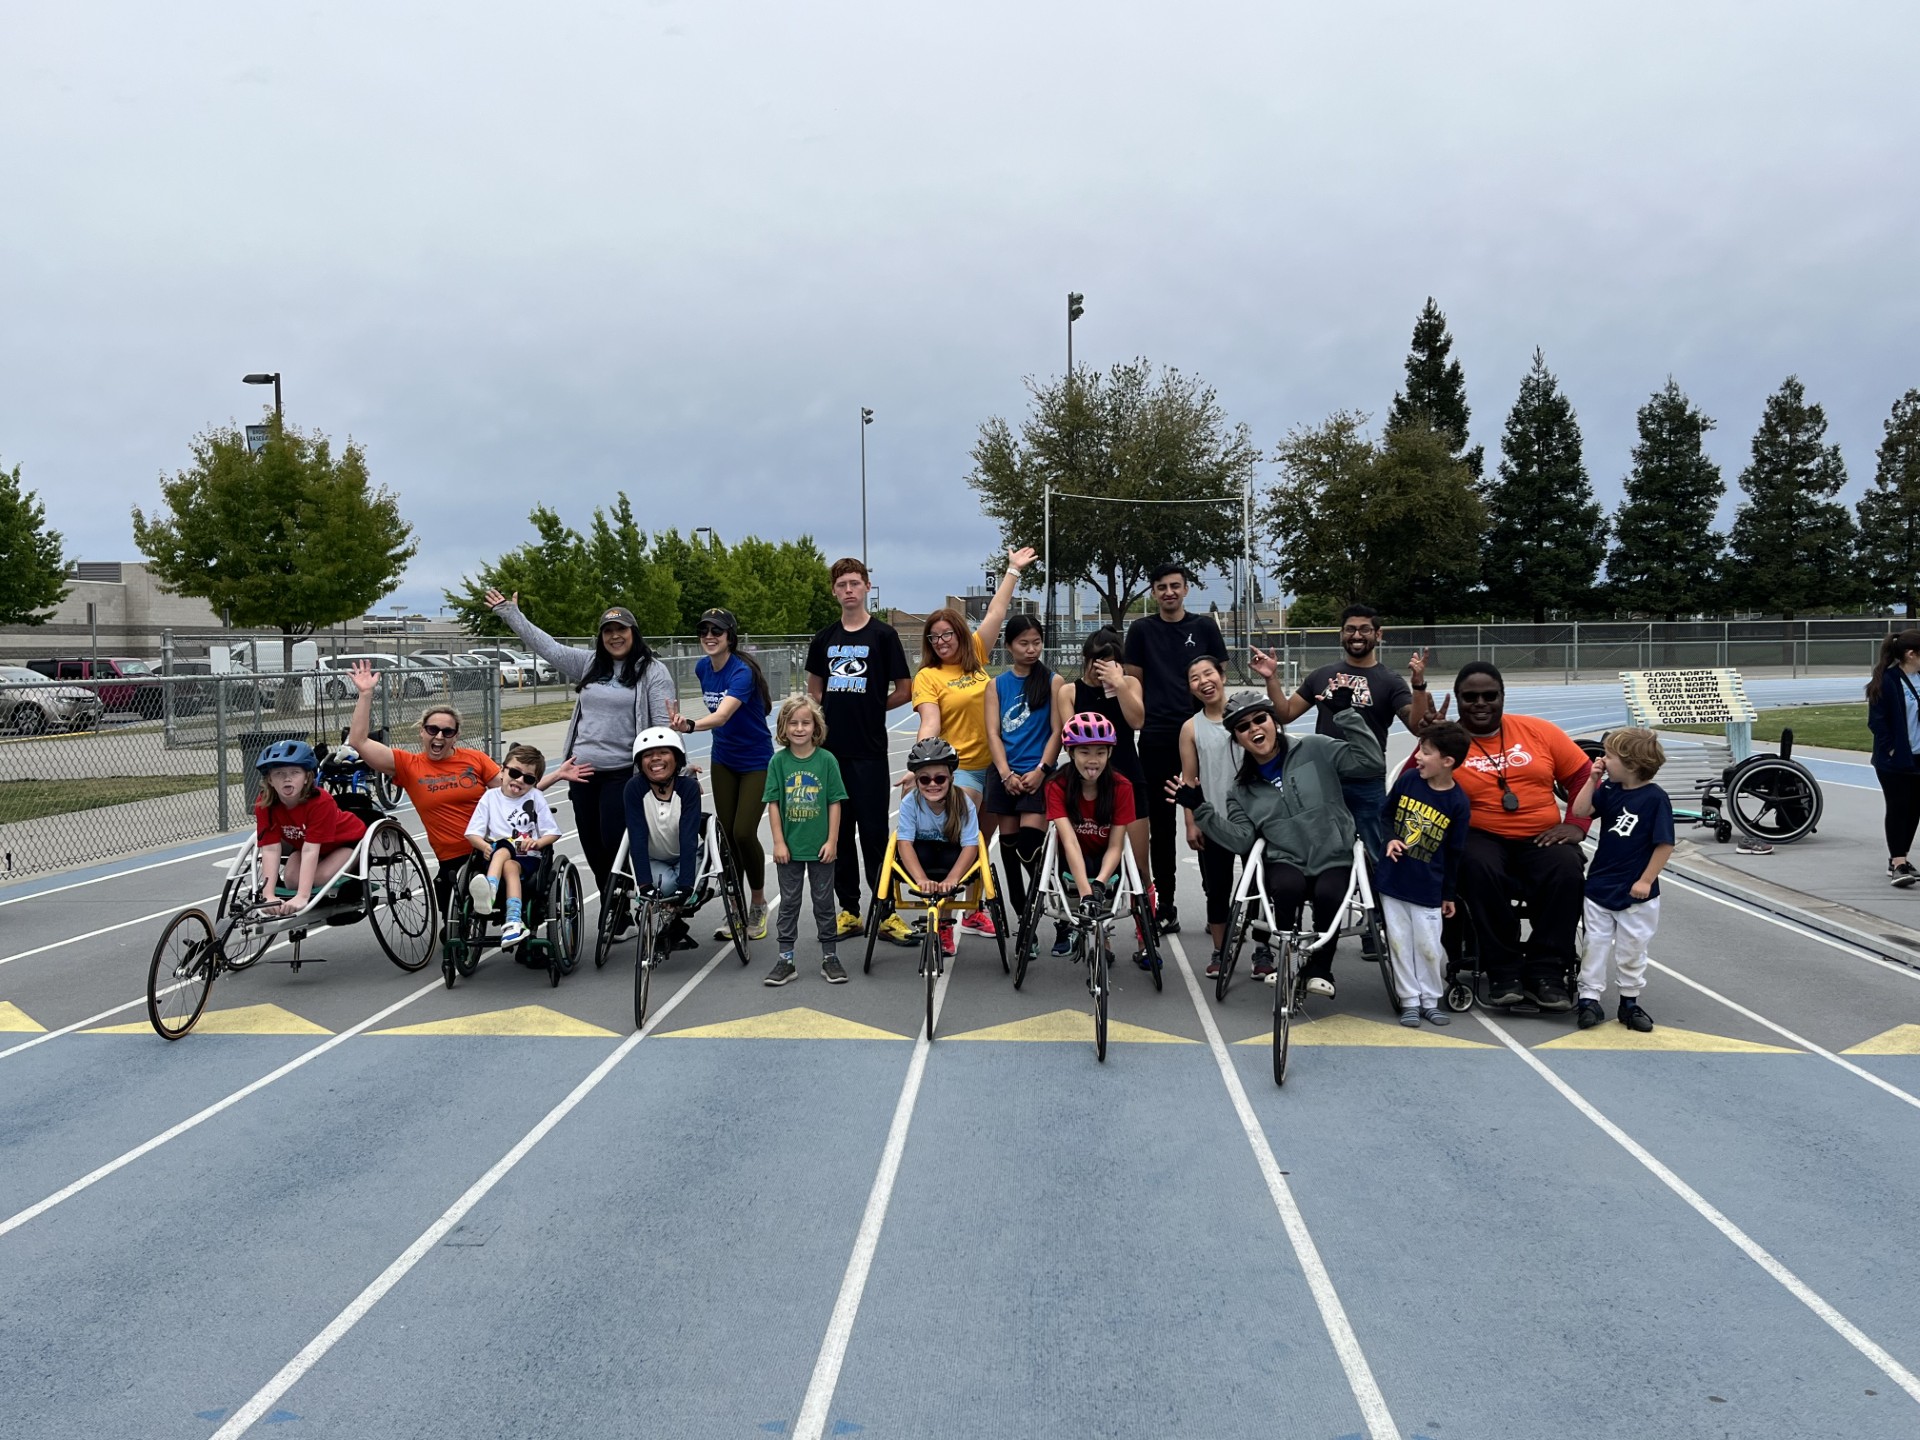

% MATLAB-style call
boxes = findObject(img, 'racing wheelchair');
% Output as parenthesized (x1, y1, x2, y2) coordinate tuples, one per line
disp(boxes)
(146, 738, 436, 1039)
(1215, 838, 1388, 1085)
(595, 818, 753, 1029)
(861, 832, 1006, 1042)
(438, 846, 584, 991)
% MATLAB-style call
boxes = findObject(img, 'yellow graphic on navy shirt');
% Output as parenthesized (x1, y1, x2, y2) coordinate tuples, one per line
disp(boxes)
(1392, 794, 1453, 863)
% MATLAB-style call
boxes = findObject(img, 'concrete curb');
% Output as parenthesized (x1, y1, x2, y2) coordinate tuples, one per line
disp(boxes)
(1668, 847, 1920, 971)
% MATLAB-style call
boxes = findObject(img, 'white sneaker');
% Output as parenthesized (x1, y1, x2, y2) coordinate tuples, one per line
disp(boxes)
(499, 920, 528, 947)
(1304, 976, 1336, 998)
(468, 874, 495, 911)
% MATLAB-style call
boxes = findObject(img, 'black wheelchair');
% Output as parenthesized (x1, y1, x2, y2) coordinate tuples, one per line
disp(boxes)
(439, 846, 585, 990)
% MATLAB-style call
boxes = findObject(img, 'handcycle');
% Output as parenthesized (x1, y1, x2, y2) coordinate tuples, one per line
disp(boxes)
(594, 819, 752, 1029)
(146, 741, 436, 1039)
(438, 846, 585, 991)
(1010, 820, 1161, 998)
(861, 833, 1005, 1041)
(1215, 838, 1386, 1085)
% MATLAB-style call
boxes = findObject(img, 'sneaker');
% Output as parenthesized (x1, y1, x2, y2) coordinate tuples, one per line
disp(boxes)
(1528, 980, 1574, 1013)
(1051, 925, 1073, 957)
(664, 919, 697, 951)
(1618, 998, 1654, 1033)
(1133, 948, 1153, 971)
(468, 873, 495, 911)
(940, 925, 957, 958)
(499, 920, 528, 947)
(1155, 899, 1180, 935)
(764, 956, 797, 986)
(1303, 975, 1335, 998)
(716, 902, 770, 943)
(1575, 998, 1604, 1029)
(1892, 861, 1920, 889)
(1251, 949, 1275, 981)
(1487, 979, 1527, 1008)
(880, 913, 920, 947)
(1204, 949, 1223, 978)
(821, 955, 848, 984)
(961, 910, 996, 936)
(1418, 1006, 1452, 1027)
(836, 910, 865, 937)
(1399, 1008, 1421, 1028)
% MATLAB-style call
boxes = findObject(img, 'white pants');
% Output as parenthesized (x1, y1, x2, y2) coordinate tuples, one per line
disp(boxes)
(1579, 896, 1658, 1001)
(1381, 895, 1445, 1009)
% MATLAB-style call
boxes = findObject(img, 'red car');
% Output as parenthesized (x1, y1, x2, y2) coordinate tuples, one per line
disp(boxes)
(24, 657, 165, 717)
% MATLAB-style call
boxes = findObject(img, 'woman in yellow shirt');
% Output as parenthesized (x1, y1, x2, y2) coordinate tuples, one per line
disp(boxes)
(911, 545, 1037, 791)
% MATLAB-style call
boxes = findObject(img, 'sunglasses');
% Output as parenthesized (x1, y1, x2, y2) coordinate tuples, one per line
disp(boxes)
(421, 724, 458, 738)
(916, 772, 952, 788)
(503, 765, 538, 783)
(1456, 689, 1502, 703)
(697, 624, 727, 637)
(1229, 716, 1269, 735)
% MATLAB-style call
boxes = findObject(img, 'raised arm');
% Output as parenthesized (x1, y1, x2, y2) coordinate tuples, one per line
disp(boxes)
(974, 546, 1037, 656)
(1251, 648, 1311, 724)
(345, 661, 397, 776)
(485, 589, 594, 683)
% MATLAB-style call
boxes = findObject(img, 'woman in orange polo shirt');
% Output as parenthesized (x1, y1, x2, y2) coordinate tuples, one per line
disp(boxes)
(1451, 661, 1593, 1012)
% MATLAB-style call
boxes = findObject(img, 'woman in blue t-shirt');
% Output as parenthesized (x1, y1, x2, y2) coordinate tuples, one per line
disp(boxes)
(675, 607, 775, 938)
(983, 614, 1063, 921)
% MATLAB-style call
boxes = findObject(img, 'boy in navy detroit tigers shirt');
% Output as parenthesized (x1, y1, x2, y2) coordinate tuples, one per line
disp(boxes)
(1378, 722, 1472, 1026)
(1570, 727, 1675, 1033)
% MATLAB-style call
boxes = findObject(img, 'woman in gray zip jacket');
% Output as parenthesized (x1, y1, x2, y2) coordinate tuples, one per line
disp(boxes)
(1170, 688, 1382, 999)
(485, 590, 678, 894)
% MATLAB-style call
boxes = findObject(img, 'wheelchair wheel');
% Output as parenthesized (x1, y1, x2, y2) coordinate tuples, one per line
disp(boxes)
(367, 827, 435, 972)
(719, 833, 752, 966)
(216, 877, 271, 971)
(1133, 895, 1162, 993)
(987, 879, 1010, 975)
(1013, 874, 1044, 992)
(1444, 981, 1475, 1013)
(148, 909, 218, 1040)
(1726, 756, 1822, 844)
(1273, 939, 1294, 1086)
(1218, 901, 1251, 1002)
(546, 856, 583, 976)
(595, 881, 629, 970)
(921, 921, 942, 1041)
(1089, 925, 1109, 1063)
(633, 910, 655, 1030)
(1360, 907, 1396, 1013)
(862, 898, 889, 976)
(455, 889, 486, 978)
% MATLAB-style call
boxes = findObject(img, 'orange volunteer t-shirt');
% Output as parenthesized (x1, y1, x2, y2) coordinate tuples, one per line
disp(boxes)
(391, 747, 501, 861)
(1453, 713, 1593, 838)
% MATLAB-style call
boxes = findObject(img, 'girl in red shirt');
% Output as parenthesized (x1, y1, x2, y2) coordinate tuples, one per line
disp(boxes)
(254, 741, 366, 915)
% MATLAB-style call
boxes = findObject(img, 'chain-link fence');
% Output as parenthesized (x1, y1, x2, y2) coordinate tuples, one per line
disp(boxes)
(0, 666, 500, 884)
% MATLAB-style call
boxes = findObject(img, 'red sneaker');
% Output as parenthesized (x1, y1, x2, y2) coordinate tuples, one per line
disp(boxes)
(961, 909, 996, 936)
(940, 924, 957, 957)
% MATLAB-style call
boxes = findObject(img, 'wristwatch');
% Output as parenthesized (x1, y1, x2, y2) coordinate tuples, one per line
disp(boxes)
(1411, 682, 1428, 691)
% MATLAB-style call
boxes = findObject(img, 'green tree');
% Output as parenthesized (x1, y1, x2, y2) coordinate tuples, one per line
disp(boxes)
(967, 358, 1259, 624)
(0, 459, 69, 625)
(1856, 389, 1920, 615)
(1386, 297, 1484, 478)
(132, 419, 415, 660)
(1605, 380, 1725, 620)
(445, 507, 604, 637)
(1725, 376, 1859, 618)
(1262, 412, 1483, 624)
(585, 493, 681, 633)
(1481, 349, 1607, 622)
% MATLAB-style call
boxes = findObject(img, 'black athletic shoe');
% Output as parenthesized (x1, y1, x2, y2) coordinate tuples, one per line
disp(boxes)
(1487, 979, 1527, 1008)
(1575, 998, 1604, 1029)
(1155, 902, 1180, 935)
(1892, 860, 1920, 889)
(1528, 980, 1574, 1013)
(1618, 998, 1654, 1033)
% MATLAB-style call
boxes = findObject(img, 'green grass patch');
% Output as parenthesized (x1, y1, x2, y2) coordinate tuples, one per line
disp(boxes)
(502, 701, 578, 731)
(1668, 703, 1868, 753)
(0, 775, 220, 825)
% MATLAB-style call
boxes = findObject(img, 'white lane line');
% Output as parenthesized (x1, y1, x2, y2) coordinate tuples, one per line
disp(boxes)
(0, 987, 187, 1061)
(0, 977, 444, 1239)
(0, 894, 222, 969)
(1168, 936, 1398, 1440)
(0, 842, 248, 909)
(206, 948, 730, 1440)
(1475, 1011, 1920, 1405)
(792, 952, 956, 1440)
(1646, 959, 1920, 1114)
(1663, 873, 1920, 982)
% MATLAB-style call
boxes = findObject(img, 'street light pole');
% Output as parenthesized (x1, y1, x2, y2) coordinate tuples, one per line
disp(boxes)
(1053, 292, 1084, 654)
(242, 372, 282, 418)
(859, 407, 874, 570)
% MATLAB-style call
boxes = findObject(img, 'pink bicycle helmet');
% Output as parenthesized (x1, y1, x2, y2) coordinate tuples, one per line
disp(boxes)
(1060, 711, 1118, 748)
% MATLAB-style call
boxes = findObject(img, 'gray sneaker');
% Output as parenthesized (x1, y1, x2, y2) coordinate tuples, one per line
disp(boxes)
(764, 955, 797, 987)
(821, 955, 848, 984)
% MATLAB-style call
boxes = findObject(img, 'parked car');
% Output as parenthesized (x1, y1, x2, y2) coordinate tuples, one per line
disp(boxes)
(0, 666, 106, 735)
(312, 653, 441, 702)
(167, 659, 265, 713)
(23, 657, 165, 717)
(466, 645, 553, 684)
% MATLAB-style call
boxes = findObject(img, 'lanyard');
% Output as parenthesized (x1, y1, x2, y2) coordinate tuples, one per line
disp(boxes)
(1471, 728, 1521, 812)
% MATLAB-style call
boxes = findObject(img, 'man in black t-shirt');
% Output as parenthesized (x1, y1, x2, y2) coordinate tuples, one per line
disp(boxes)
(806, 557, 913, 939)
(1123, 562, 1227, 932)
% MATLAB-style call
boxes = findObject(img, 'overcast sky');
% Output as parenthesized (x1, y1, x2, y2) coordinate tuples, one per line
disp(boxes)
(4, 0, 1916, 622)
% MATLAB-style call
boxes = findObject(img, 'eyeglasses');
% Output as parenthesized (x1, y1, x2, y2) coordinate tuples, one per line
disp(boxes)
(503, 765, 537, 783)
(916, 773, 951, 788)
(1229, 716, 1269, 735)
(697, 624, 727, 637)
(1340, 627, 1376, 637)
(422, 724, 458, 738)
(1456, 689, 1502, 703)
(928, 630, 957, 644)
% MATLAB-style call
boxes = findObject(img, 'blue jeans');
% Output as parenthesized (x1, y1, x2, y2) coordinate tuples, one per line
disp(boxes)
(1342, 777, 1387, 869)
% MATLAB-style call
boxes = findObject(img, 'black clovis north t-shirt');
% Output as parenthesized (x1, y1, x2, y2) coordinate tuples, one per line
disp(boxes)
(805, 617, 911, 762)
(1123, 611, 1227, 734)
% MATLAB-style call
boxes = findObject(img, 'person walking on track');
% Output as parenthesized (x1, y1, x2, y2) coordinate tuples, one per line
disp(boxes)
(1866, 628, 1920, 888)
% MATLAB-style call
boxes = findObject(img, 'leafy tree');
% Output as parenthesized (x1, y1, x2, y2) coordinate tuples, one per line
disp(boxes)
(1605, 380, 1725, 620)
(1480, 350, 1607, 623)
(1856, 389, 1920, 615)
(445, 507, 607, 637)
(0, 459, 68, 625)
(1262, 412, 1483, 624)
(585, 494, 681, 633)
(132, 419, 415, 661)
(1386, 297, 1485, 478)
(967, 358, 1260, 625)
(1725, 376, 1859, 618)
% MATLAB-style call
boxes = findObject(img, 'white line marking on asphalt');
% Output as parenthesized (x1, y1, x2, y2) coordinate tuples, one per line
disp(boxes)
(1168, 936, 1399, 1440)
(792, 952, 956, 1440)
(0, 977, 444, 1239)
(0, 984, 188, 1061)
(1664, 873, 1920, 982)
(205, 948, 729, 1440)
(0, 843, 246, 908)
(1647, 959, 1920, 1114)
(1475, 1011, 1920, 1405)
(0, 894, 221, 968)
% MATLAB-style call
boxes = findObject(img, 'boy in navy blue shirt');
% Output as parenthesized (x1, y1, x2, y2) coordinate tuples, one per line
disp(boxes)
(1570, 727, 1675, 1032)
(1379, 722, 1473, 1026)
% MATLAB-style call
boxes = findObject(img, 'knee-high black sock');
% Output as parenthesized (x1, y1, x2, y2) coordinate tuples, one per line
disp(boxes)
(1003, 829, 1043, 915)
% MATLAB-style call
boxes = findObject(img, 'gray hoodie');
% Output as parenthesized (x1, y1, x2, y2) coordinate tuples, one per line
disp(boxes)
(494, 603, 677, 770)
(1193, 705, 1382, 876)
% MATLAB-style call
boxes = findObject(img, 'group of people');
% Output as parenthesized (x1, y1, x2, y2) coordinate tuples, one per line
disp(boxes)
(245, 556, 1681, 1033)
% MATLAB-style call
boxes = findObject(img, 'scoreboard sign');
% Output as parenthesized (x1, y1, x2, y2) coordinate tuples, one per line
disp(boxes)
(1619, 668, 1759, 727)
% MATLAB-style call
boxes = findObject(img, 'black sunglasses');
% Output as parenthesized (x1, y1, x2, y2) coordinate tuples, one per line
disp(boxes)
(503, 765, 538, 783)
(422, 723, 458, 738)
(916, 772, 952, 787)
(1456, 689, 1502, 703)
(1230, 715, 1269, 735)
(697, 623, 728, 637)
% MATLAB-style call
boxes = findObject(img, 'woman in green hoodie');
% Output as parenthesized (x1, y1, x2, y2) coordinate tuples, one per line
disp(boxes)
(1169, 689, 1381, 997)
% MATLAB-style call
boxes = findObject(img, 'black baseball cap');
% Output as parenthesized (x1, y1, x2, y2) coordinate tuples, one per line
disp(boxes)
(699, 608, 738, 632)
(598, 607, 638, 631)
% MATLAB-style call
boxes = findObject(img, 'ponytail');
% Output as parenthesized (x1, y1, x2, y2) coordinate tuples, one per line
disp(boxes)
(1868, 630, 1920, 703)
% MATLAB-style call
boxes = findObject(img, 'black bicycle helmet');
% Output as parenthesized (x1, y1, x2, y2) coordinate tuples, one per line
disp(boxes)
(1219, 692, 1277, 731)
(905, 737, 960, 771)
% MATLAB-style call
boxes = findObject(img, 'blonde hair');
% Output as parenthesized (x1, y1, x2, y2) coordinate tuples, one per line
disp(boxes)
(420, 703, 462, 733)
(256, 769, 317, 814)
(1605, 727, 1666, 781)
(775, 693, 828, 748)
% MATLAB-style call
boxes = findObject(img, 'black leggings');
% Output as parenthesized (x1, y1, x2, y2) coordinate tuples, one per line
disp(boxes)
(1141, 731, 1184, 903)
(1198, 840, 1236, 927)
(1879, 768, 1920, 859)
(569, 766, 634, 895)
(1266, 861, 1349, 981)
(835, 756, 893, 916)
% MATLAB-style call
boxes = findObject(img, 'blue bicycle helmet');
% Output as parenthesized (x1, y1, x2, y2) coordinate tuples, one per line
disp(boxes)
(256, 739, 318, 773)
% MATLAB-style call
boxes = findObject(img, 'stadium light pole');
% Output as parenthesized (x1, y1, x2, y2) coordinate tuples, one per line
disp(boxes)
(859, 406, 874, 570)
(242, 372, 282, 417)
(1052, 292, 1085, 653)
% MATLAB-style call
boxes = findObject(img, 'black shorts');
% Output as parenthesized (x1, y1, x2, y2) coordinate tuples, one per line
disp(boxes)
(982, 767, 1047, 818)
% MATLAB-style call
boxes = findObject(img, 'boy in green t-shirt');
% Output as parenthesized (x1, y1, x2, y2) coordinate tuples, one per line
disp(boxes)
(763, 695, 850, 985)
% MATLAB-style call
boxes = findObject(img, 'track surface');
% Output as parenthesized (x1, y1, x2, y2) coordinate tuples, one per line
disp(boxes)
(5, 695, 1920, 1439)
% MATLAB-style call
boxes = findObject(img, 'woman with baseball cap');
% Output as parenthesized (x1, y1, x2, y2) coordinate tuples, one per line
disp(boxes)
(486, 589, 677, 898)
(674, 607, 775, 939)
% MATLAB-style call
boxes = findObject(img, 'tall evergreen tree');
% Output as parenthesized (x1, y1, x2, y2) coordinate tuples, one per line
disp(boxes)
(1605, 380, 1725, 620)
(1725, 376, 1859, 618)
(1856, 389, 1920, 615)
(1386, 297, 1484, 478)
(1480, 349, 1606, 623)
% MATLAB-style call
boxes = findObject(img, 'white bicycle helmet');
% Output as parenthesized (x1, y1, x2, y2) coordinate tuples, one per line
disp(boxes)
(633, 725, 686, 769)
